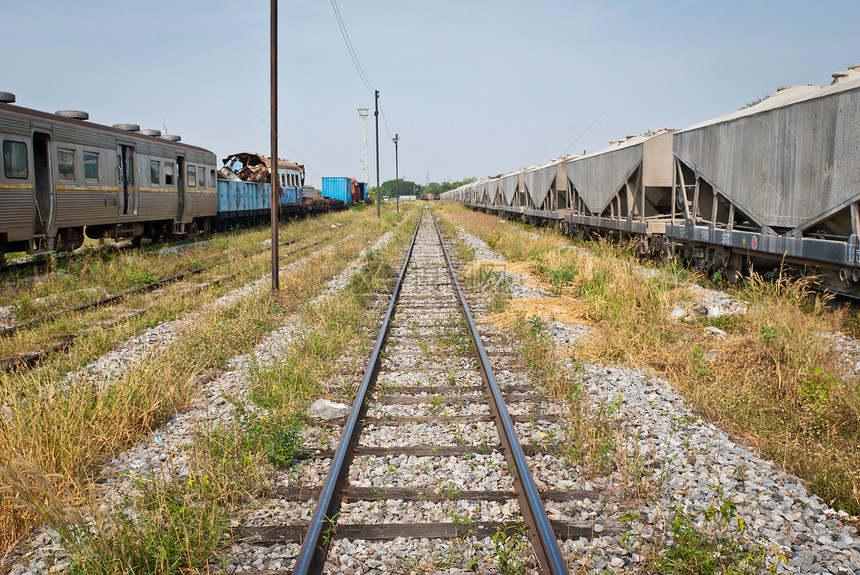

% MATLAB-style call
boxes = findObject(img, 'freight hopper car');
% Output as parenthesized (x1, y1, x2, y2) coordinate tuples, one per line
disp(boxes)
(446, 64, 860, 291)
(669, 65, 860, 288)
(0, 93, 217, 261)
(449, 129, 676, 256)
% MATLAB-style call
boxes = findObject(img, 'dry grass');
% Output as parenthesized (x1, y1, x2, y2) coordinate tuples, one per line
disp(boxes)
(443, 203, 860, 516)
(482, 298, 590, 328)
(0, 204, 412, 555)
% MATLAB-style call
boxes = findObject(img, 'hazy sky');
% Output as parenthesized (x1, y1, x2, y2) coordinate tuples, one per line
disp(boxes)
(3, 1, 858, 187)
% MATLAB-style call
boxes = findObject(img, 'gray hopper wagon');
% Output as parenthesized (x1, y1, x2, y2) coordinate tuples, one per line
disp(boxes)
(669, 65, 860, 285)
(447, 63, 860, 293)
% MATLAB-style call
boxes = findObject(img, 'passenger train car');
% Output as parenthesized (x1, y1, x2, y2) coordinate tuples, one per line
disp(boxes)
(0, 93, 217, 258)
(0, 94, 344, 264)
(445, 64, 860, 292)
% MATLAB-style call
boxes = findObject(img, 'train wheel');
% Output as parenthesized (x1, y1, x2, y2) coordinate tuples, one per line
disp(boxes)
(659, 241, 674, 264)
(726, 254, 744, 285)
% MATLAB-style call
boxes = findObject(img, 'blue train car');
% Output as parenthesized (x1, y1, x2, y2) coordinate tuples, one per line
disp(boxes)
(216, 180, 270, 228)
(322, 177, 364, 205)
(214, 180, 304, 229)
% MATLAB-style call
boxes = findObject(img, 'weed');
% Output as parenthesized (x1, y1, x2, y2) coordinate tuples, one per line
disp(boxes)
(690, 346, 710, 377)
(491, 523, 532, 574)
(648, 488, 776, 575)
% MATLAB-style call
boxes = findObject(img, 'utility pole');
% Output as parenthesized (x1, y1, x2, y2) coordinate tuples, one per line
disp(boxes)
(393, 134, 399, 213)
(358, 108, 369, 185)
(375, 90, 380, 218)
(269, 0, 279, 291)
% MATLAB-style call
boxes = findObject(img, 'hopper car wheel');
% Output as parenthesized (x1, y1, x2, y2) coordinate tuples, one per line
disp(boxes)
(637, 240, 649, 258)
(660, 241, 674, 264)
(726, 254, 744, 286)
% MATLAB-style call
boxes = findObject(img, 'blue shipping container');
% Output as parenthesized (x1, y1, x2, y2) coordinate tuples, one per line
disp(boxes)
(321, 177, 358, 204)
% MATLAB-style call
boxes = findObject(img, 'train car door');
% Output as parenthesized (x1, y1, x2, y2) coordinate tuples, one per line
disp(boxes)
(118, 144, 136, 215)
(176, 156, 186, 223)
(31, 132, 54, 237)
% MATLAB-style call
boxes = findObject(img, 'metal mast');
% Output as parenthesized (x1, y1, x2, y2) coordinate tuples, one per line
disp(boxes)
(358, 108, 369, 184)
(393, 134, 399, 213)
(375, 91, 380, 218)
(269, 0, 279, 291)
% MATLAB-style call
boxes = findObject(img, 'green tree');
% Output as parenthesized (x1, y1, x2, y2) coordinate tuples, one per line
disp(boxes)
(370, 176, 477, 199)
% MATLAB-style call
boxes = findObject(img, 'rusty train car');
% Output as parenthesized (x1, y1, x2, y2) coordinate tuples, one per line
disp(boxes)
(443, 64, 860, 292)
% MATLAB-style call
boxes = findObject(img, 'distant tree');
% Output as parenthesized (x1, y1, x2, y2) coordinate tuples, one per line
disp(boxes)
(371, 177, 476, 198)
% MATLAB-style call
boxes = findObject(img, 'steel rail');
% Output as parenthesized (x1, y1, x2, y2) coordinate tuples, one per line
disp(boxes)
(0, 235, 316, 338)
(0, 236, 333, 369)
(431, 210, 569, 574)
(292, 211, 424, 575)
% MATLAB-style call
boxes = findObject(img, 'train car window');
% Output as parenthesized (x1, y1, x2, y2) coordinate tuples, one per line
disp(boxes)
(84, 153, 99, 181)
(198, 167, 205, 188)
(187, 164, 197, 187)
(209, 169, 215, 187)
(165, 162, 174, 186)
(150, 161, 160, 185)
(57, 149, 75, 180)
(2, 141, 28, 179)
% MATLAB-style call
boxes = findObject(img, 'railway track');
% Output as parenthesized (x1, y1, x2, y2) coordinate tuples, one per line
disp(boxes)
(0, 234, 335, 371)
(233, 210, 625, 573)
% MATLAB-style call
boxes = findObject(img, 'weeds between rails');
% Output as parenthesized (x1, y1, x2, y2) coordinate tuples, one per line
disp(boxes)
(0, 215, 357, 368)
(0, 205, 414, 557)
(0, 240, 138, 279)
(0, 235, 335, 372)
(440, 201, 860, 517)
(0, 235, 311, 338)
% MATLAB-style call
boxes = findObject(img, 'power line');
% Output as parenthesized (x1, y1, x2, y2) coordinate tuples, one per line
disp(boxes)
(250, 108, 322, 180)
(561, 108, 608, 156)
(330, 0, 374, 93)
(378, 103, 393, 139)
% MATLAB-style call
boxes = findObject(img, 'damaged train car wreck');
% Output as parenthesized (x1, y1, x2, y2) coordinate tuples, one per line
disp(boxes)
(214, 152, 345, 230)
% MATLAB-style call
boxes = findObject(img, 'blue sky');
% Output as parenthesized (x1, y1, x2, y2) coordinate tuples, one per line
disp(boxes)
(2, 1, 858, 187)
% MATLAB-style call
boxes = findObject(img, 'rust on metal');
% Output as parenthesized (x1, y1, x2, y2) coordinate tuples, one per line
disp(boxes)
(219, 152, 305, 184)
